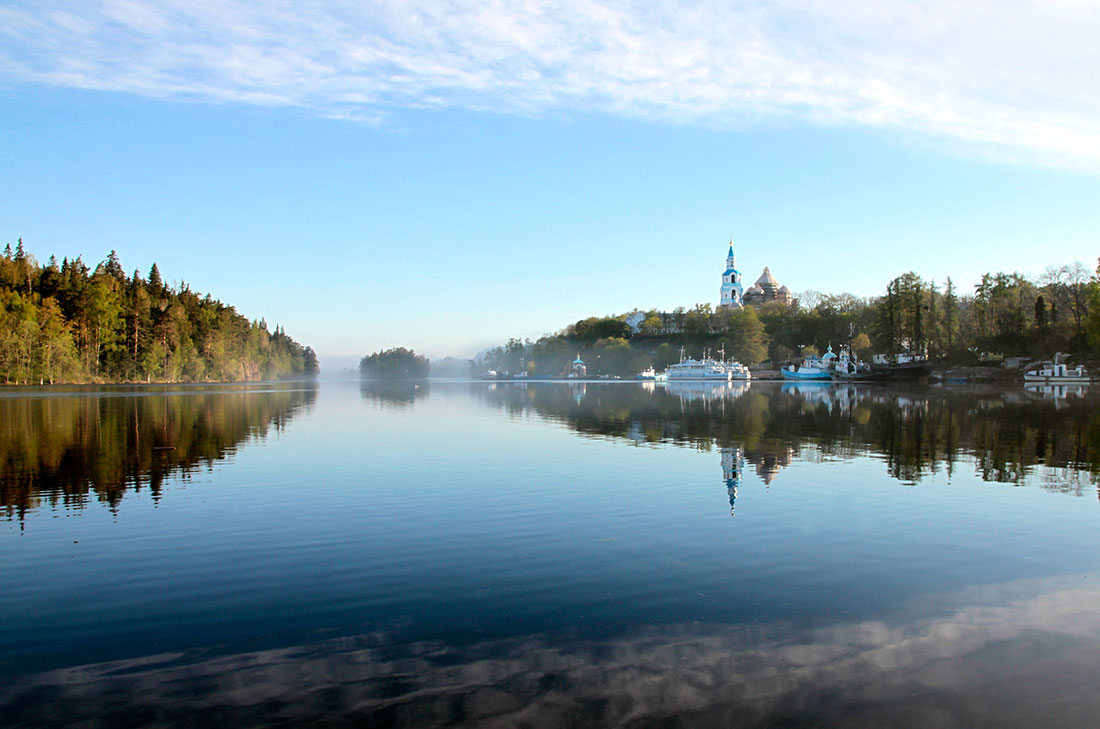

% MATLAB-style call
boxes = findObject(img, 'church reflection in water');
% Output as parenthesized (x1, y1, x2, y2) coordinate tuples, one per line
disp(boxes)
(720, 445, 742, 516)
(472, 378, 1100, 512)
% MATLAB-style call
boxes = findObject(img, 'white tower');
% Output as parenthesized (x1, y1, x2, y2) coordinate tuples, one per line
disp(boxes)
(719, 242, 744, 309)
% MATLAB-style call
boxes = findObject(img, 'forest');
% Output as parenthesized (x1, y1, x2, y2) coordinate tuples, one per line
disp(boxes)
(477, 261, 1100, 377)
(359, 347, 431, 379)
(0, 241, 319, 384)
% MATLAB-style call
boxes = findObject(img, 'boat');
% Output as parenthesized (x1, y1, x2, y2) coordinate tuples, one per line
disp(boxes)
(829, 346, 882, 381)
(665, 347, 732, 381)
(870, 352, 933, 379)
(725, 361, 752, 380)
(635, 366, 667, 381)
(716, 345, 752, 380)
(781, 345, 836, 380)
(1022, 362, 1091, 384)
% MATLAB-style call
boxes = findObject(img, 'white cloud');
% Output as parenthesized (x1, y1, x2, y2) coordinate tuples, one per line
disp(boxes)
(2, 0, 1099, 168)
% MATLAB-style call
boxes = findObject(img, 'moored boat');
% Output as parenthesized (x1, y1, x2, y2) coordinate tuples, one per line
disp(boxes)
(1022, 362, 1091, 384)
(830, 346, 882, 381)
(664, 347, 733, 381)
(871, 352, 933, 379)
(666, 359, 732, 380)
(716, 345, 751, 380)
(636, 367, 668, 381)
(781, 345, 836, 380)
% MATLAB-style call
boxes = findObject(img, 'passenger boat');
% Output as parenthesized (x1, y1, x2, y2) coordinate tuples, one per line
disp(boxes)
(665, 348, 732, 380)
(666, 359, 732, 380)
(781, 346, 836, 380)
(1022, 362, 1091, 384)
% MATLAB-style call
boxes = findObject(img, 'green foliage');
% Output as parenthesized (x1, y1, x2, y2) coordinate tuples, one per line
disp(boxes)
(477, 256, 1098, 374)
(0, 244, 318, 384)
(570, 316, 631, 341)
(359, 347, 430, 379)
(1087, 259, 1100, 351)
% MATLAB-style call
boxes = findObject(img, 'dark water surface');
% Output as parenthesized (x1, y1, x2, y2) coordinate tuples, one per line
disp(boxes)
(2, 380, 1100, 727)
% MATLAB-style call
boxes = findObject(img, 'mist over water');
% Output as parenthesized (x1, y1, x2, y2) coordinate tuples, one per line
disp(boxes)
(2, 380, 1099, 727)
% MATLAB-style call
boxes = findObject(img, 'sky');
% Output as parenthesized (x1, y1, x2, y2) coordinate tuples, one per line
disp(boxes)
(1, 1, 1098, 370)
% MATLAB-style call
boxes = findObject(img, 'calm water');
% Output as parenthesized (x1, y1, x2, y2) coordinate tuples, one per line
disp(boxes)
(2, 379, 1100, 727)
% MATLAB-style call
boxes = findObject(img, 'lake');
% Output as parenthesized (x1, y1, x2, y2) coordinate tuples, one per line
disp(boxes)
(2, 379, 1099, 727)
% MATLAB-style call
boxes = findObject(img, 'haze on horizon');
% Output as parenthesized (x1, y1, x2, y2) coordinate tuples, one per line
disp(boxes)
(2, 0, 1099, 368)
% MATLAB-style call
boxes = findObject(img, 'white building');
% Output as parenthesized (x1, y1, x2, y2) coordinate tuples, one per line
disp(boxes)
(719, 243, 744, 310)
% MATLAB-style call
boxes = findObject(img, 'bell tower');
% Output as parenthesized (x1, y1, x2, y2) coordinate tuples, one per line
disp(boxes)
(719, 241, 743, 309)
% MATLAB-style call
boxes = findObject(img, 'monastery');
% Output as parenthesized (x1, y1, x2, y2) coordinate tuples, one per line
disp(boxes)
(719, 242, 793, 310)
(627, 242, 793, 335)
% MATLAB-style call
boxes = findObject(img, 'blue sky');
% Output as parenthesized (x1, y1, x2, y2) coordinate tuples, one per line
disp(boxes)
(1, 1, 1098, 369)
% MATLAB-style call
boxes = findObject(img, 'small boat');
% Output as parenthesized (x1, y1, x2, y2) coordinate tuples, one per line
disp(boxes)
(782, 345, 836, 380)
(829, 346, 882, 381)
(725, 361, 752, 380)
(1022, 362, 1091, 384)
(636, 367, 659, 380)
(716, 345, 751, 380)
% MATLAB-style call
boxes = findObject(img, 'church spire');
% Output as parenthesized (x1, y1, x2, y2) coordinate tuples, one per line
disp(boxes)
(719, 240, 743, 310)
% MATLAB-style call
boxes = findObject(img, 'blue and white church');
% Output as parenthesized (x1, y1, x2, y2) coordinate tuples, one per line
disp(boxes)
(719, 242, 744, 310)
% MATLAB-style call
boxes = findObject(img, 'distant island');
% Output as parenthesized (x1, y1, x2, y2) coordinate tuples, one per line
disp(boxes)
(359, 347, 430, 379)
(0, 241, 318, 384)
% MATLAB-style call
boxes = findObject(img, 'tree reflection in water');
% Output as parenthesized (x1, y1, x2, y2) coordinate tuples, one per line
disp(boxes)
(469, 380, 1100, 497)
(0, 383, 317, 520)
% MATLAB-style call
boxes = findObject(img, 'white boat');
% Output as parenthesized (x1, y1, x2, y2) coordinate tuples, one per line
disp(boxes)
(725, 362, 752, 380)
(1022, 362, 1091, 384)
(665, 349, 731, 380)
(716, 345, 752, 380)
(666, 359, 731, 380)
(636, 367, 660, 380)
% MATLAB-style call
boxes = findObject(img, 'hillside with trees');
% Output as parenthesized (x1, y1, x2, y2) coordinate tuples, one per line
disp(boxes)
(0, 241, 319, 384)
(476, 261, 1100, 377)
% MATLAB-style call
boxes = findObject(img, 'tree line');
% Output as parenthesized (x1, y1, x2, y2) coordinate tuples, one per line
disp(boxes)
(476, 260, 1100, 377)
(359, 347, 430, 379)
(0, 241, 319, 384)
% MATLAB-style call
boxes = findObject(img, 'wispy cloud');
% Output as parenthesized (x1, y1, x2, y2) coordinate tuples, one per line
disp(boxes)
(2, 1, 1099, 168)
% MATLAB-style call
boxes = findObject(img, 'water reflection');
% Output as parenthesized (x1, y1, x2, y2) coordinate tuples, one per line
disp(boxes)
(471, 381, 1100, 490)
(721, 445, 742, 516)
(360, 379, 430, 407)
(0, 383, 316, 519)
(663, 379, 751, 403)
(1024, 382, 1090, 401)
(5, 573, 1099, 728)
(4, 380, 1100, 727)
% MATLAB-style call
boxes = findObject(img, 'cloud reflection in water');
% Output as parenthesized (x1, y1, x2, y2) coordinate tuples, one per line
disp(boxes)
(5, 574, 1100, 728)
